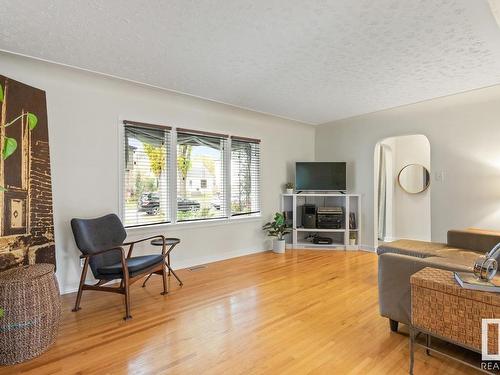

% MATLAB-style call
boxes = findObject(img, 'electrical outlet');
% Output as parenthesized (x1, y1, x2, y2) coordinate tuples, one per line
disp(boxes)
(435, 171, 445, 182)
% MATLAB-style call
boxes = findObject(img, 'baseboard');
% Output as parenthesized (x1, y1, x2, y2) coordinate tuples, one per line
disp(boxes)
(171, 247, 266, 271)
(382, 237, 398, 242)
(59, 246, 268, 295)
(359, 244, 376, 253)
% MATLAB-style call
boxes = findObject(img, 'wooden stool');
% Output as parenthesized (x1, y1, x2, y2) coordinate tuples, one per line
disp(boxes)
(142, 238, 183, 291)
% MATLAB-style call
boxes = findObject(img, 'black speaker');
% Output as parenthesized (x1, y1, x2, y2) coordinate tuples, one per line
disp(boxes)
(303, 204, 316, 228)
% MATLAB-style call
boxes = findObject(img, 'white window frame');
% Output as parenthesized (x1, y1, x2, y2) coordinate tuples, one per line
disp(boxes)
(229, 137, 262, 217)
(119, 119, 172, 228)
(224, 137, 232, 219)
(118, 120, 261, 230)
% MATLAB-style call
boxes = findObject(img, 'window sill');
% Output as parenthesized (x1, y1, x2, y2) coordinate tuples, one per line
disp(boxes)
(125, 213, 262, 233)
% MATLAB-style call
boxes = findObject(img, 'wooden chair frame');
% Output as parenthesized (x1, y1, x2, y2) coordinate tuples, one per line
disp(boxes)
(72, 235, 168, 320)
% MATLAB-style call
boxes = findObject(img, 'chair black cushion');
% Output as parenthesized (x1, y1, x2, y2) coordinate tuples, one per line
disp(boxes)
(71, 214, 127, 278)
(71, 214, 127, 254)
(97, 255, 164, 277)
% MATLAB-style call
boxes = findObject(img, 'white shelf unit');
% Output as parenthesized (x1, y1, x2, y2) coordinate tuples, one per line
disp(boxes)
(281, 193, 361, 250)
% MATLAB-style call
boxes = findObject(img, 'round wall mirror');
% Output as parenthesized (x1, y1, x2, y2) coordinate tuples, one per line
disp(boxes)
(398, 164, 430, 194)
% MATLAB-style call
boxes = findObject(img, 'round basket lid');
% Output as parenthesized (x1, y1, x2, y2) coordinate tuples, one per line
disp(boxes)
(0, 263, 55, 285)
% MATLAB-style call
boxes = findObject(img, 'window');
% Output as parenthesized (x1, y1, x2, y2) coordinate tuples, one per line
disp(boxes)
(176, 129, 228, 221)
(121, 122, 260, 227)
(231, 137, 261, 216)
(122, 121, 170, 227)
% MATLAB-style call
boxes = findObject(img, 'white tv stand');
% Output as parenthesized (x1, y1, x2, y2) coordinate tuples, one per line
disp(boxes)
(281, 192, 361, 250)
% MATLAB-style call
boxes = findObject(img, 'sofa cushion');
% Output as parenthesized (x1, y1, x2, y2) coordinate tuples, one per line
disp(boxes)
(432, 247, 479, 264)
(421, 256, 473, 273)
(377, 239, 480, 271)
(447, 228, 500, 254)
(377, 239, 449, 258)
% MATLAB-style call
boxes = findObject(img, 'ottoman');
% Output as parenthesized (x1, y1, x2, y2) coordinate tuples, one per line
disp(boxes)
(0, 264, 61, 364)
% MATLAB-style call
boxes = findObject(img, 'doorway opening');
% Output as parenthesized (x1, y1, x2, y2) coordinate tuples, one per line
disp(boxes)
(373, 134, 431, 248)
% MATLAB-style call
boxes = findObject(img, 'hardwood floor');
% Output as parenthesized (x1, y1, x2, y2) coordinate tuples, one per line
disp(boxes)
(2, 250, 480, 374)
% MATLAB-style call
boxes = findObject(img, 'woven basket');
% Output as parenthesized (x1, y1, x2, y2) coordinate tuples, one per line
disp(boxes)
(411, 267, 500, 352)
(0, 263, 61, 365)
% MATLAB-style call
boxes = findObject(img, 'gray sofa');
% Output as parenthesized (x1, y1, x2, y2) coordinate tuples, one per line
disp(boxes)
(377, 229, 500, 332)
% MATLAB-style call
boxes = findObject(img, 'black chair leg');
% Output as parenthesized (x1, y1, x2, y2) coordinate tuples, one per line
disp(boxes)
(166, 263, 183, 286)
(142, 273, 153, 287)
(121, 256, 132, 320)
(161, 263, 168, 295)
(123, 280, 132, 320)
(389, 319, 398, 332)
(72, 258, 89, 312)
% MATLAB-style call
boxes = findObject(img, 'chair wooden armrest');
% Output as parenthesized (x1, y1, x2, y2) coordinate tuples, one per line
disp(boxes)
(123, 234, 165, 246)
(124, 235, 166, 258)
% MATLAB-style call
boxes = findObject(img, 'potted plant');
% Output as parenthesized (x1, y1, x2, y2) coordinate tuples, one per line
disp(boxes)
(284, 182, 294, 194)
(263, 212, 291, 253)
(349, 231, 357, 246)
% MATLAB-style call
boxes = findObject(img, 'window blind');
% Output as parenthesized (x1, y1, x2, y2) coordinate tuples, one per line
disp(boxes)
(123, 122, 170, 227)
(176, 130, 228, 222)
(231, 138, 261, 216)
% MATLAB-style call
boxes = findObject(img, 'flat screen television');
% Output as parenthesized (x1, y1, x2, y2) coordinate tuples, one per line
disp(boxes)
(295, 162, 346, 192)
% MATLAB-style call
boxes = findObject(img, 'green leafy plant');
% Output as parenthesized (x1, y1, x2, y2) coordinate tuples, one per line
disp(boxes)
(285, 182, 294, 189)
(143, 143, 165, 188)
(200, 155, 216, 177)
(0, 83, 38, 191)
(177, 144, 192, 197)
(262, 212, 291, 241)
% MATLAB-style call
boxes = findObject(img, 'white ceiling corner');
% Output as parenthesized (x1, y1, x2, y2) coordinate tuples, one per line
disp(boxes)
(1, 0, 500, 125)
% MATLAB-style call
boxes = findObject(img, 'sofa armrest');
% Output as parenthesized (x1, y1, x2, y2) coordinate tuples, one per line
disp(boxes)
(378, 252, 472, 326)
(378, 253, 430, 326)
(447, 229, 500, 253)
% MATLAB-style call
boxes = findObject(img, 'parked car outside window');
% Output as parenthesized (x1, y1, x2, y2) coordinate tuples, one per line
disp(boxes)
(138, 192, 201, 215)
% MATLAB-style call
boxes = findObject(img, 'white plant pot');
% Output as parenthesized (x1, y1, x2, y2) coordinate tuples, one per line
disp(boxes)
(273, 239, 286, 254)
(349, 238, 356, 246)
(286, 188, 294, 194)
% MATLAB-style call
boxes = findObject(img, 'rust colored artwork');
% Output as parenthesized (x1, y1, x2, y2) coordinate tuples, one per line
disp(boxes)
(0, 75, 55, 271)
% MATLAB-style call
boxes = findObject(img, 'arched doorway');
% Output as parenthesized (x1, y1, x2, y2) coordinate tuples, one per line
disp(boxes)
(373, 134, 431, 248)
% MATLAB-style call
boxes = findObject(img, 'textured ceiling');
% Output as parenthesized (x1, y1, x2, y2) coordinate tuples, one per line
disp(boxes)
(1, 0, 500, 124)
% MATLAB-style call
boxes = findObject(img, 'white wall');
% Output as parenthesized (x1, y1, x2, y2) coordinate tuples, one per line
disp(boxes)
(316, 84, 500, 250)
(0, 52, 315, 293)
(375, 135, 431, 243)
(392, 135, 431, 241)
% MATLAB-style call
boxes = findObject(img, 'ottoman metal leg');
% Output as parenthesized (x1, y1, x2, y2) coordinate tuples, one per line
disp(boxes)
(409, 326, 415, 375)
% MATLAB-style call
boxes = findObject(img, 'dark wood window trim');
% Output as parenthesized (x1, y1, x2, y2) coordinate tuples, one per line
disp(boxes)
(123, 120, 172, 131)
(177, 128, 228, 139)
(231, 135, 261, 144)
